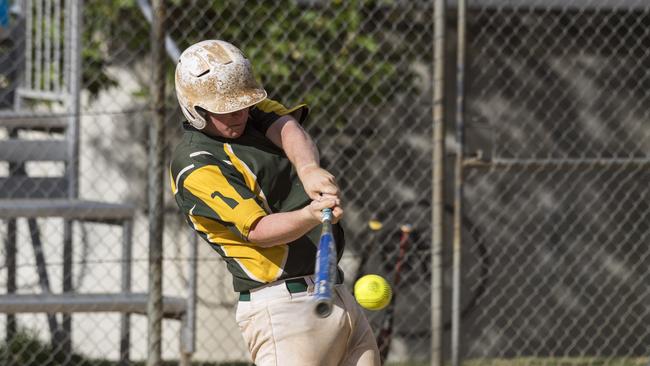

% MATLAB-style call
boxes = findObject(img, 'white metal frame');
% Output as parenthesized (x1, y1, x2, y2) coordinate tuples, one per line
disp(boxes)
(2, 1, 195, 364)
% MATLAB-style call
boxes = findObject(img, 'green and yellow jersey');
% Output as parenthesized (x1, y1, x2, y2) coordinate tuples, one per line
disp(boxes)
(170, 98, 345, 292)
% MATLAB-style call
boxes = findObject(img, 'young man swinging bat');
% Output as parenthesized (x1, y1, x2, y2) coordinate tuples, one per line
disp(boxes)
(169, 39, 380, 366)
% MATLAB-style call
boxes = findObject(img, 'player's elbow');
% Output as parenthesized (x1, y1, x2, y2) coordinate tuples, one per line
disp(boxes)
(246, 218, 284, 247)
(247, 234, 284, 248)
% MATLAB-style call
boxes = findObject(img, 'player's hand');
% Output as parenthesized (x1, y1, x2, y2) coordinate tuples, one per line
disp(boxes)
(298, 164, 340, 201)
(304, 197, 344, 225)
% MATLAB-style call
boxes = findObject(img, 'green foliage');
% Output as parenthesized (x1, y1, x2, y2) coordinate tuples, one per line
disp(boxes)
(80, 0, 415, 125)
(0, 329, 113, 366)
(177, 0, 413, 125)
(82, 39, 119, 99)
(0, 329, 252, 365)
(82, 0, 150, 100)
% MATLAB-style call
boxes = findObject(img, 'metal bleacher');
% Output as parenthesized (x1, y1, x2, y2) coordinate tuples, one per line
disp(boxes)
(0, 1, 193, 363)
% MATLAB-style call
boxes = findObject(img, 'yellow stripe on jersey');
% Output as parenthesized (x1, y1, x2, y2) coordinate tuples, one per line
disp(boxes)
(223, 143, 272, 213)
(256, 99, 307, 121)
(190, 214, 287, 283)
(183, 165, 266, 239)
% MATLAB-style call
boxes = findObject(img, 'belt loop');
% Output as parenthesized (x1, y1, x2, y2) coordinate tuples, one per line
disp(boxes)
(304, 276, 315, 294)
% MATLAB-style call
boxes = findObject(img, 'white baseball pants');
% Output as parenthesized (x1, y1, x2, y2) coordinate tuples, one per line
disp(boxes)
(236, 277, 380, 366)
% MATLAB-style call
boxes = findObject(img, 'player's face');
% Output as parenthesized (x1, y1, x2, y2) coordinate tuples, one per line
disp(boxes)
(205, 107, 250, 139)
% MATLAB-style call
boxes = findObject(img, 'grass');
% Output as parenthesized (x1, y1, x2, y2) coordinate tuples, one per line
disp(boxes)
(2, 332, 647, 366)
(387, 358, 649, 366)
(462, 358, 649, 366)
(0, 328, 251, 366)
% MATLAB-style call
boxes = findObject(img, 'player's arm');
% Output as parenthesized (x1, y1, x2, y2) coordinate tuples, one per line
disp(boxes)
(247, 196, 343, 248)
(179, 158, 342, 248)
(265, 115, 340, 201)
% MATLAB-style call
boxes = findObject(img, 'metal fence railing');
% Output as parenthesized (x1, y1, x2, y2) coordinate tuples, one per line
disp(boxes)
(0, 1, 648, 365)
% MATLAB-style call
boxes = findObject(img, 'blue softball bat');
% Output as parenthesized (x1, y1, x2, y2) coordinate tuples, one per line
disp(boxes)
(314, 208, 337, 318)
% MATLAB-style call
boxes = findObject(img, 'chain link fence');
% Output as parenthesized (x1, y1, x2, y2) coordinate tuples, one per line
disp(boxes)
(0, 0, 648, 365)
(463, 0, 650, 364)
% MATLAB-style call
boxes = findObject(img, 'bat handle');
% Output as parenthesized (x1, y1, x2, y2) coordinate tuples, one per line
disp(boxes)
(321, 208, 333, 223)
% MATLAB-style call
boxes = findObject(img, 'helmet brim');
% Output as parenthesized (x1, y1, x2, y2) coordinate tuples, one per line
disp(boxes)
(199, 88, 267, 115)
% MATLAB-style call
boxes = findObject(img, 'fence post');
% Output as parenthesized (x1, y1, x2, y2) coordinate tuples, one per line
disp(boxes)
(180, 232, 198, 366)
(432, 0, 447, 365)
(62, 0, 83, 358)
(147, 0, 166, 365)
(452, 0, 467, 365)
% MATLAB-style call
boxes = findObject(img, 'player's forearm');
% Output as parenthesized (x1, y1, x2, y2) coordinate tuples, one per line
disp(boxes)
(267, 115, 339, 200)
(283, 125, 320, 173)
(268, 116, 320, 171)
(247, 207, 321, 248)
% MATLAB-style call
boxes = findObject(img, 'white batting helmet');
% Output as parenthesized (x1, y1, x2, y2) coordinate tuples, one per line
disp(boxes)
(174, 40, 267, 130)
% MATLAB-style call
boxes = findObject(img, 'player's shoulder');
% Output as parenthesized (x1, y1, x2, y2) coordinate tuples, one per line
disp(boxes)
(170, 140, 240, 199)
(251, 98, 309, 124)
(169, 123, 230, 176)
(252, 98, 288, 114)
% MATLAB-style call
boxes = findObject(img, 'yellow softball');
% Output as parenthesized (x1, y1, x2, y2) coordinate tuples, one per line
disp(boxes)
(354, 274, 392, 310)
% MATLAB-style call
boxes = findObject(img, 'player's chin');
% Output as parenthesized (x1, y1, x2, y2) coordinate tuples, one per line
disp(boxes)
(227, 130, 243, 138)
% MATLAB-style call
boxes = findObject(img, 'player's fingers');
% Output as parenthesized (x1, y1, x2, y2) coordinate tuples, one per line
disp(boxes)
(320, 193, 341, 206)
(307, 187, 340, 202)
(311, 197, 337, 211)
(331, 206, 344, 224)
(318, 182, 340, 196)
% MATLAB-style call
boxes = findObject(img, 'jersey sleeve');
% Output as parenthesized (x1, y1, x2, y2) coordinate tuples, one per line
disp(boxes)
(249, 98, 309, 135)
(180, 162, 267, 241)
